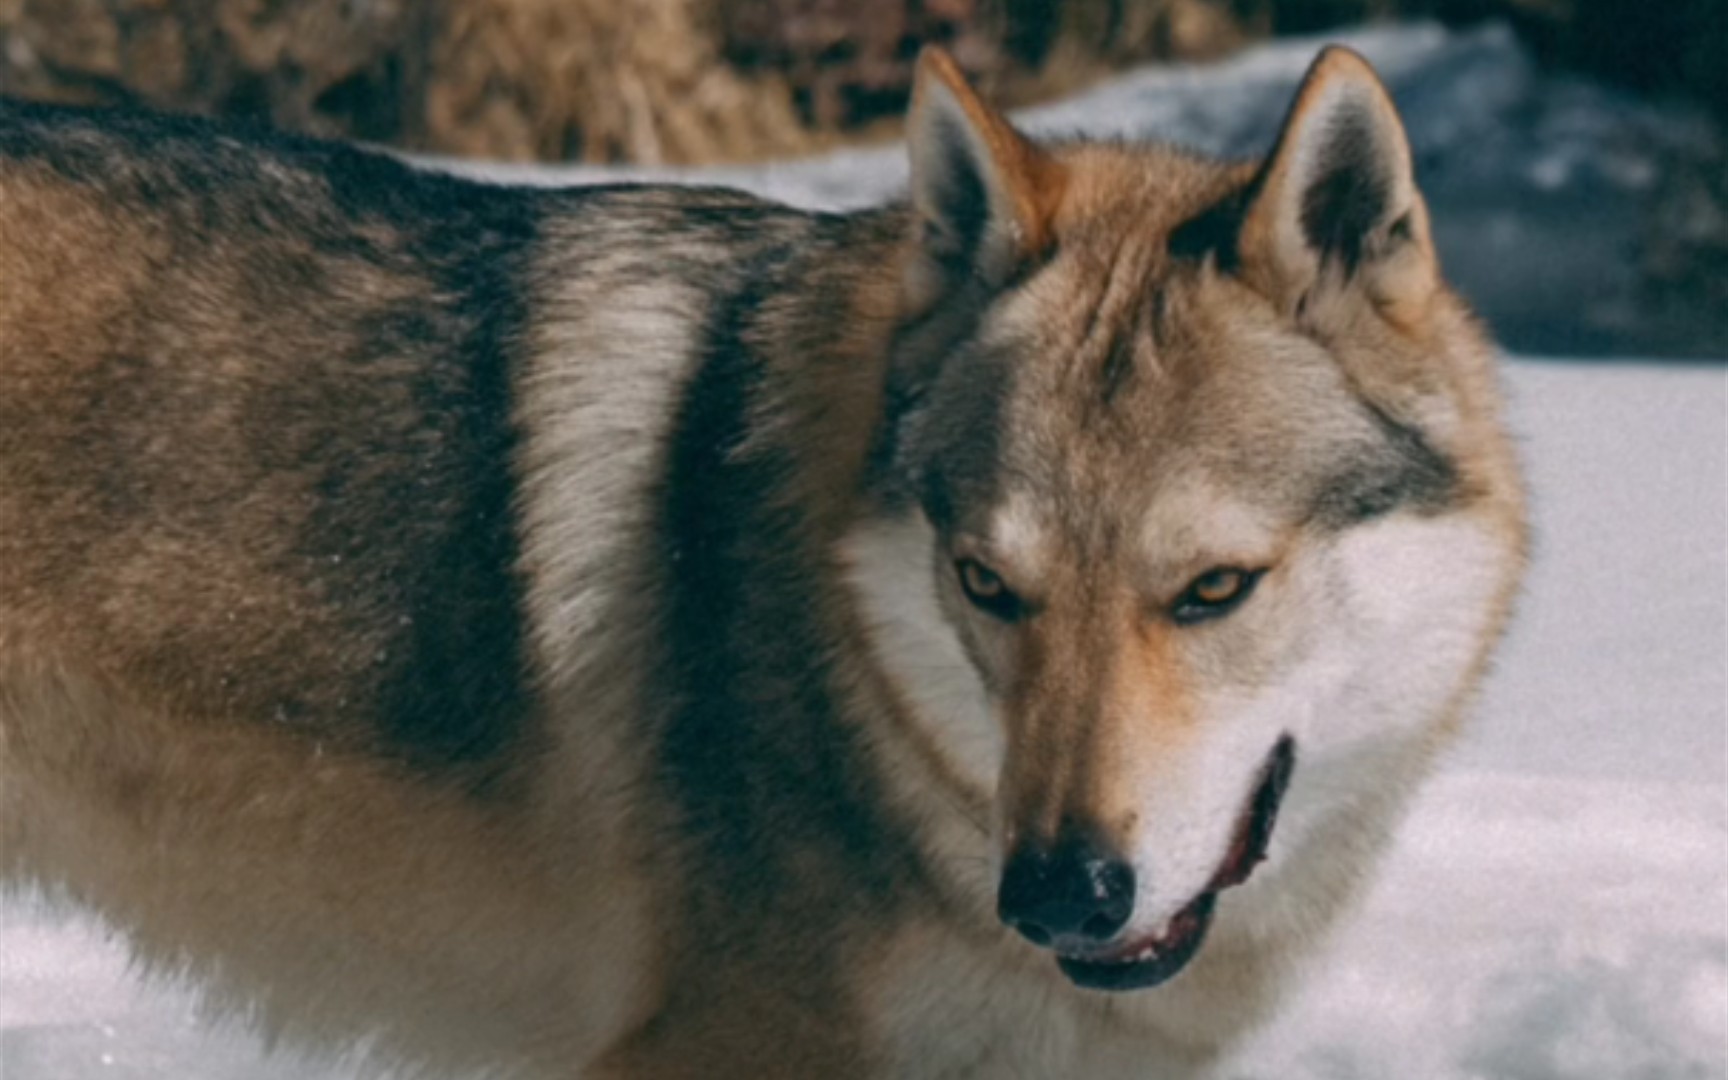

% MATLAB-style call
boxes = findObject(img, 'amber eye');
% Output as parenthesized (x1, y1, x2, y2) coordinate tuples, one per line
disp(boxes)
(956, 559, 1023, 622)
(1172, 567, 1261, 625)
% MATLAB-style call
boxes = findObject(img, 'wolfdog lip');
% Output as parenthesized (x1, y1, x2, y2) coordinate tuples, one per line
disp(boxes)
(1057, 891, 1218, 991)
(1055, 736, 1297, 993)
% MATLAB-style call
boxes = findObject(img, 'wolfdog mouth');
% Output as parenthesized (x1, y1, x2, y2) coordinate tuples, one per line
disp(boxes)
(1055, 735, 1297, 992)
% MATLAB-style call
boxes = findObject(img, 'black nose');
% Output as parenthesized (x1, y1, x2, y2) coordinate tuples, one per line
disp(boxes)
(997, 830, 1135, 946)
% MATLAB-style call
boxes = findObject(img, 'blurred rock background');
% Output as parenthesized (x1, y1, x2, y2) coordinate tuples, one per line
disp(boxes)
(0, 0, 1721, 351)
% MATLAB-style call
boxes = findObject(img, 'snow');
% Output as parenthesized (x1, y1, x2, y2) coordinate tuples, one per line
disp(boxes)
(1235, 773, 1726, 1079)
(3, 22, 1725, 1080)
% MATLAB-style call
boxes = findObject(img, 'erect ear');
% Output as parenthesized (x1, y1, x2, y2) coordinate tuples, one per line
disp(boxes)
(902, 47, 1065, 314)
(1239, 47, 1438, 330)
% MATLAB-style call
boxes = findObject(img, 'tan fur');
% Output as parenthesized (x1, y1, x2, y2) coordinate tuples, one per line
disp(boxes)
(2, 47, 1527, 1078)
(0, 655, 655, 1077)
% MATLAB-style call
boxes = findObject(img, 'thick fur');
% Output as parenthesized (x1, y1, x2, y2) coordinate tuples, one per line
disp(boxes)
(0, 48, 1527, 1079)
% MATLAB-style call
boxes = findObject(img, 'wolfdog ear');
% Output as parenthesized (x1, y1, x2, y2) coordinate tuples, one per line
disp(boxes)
(1238, 47, 1437, 330)
(902, 47, 1065, 314)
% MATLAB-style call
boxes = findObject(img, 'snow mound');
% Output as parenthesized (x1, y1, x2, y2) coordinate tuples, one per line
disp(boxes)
(1234, 774, 1727, 1079)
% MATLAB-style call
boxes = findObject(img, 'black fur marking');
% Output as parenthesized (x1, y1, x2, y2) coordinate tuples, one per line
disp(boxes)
(1387, 211, 1414, 246)
(926, 110, 991, 271)
(902, 340, 1018, 539)
(655, 244, 919, 914)
(1298, 106, 1394, 273)
(373, 208, 539, 774)
(869, 235, 1022, 523)
(1098, 333, 1137, 407)
(1310, 402, 1459, 526)
(269, 152, 544, 777)
(1166, 186, 1250, 272)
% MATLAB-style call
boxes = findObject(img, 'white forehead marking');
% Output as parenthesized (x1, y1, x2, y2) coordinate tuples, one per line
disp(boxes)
(987, 493, 1053, 571)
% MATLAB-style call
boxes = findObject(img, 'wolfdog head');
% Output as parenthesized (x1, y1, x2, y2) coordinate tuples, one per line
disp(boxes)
(846, 47, 1526, 991)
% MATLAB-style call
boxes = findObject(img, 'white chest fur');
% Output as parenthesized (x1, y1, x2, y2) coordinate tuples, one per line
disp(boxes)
(861, 919, 1234, 1080)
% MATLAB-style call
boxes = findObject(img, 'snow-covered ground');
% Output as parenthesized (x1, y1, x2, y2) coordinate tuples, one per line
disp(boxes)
(3, 22, 1724, 1080)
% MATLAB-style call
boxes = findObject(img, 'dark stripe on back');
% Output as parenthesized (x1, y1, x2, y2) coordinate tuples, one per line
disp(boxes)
(374, 196, 539, 776)
(654, 241, 917, 911)
(275, 158, 547, 780)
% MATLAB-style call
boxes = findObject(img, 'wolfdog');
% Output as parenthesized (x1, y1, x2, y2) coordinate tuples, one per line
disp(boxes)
(0, 45, 1526, 1078)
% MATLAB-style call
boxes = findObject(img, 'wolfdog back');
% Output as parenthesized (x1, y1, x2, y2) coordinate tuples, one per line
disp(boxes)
(0, 46, 1526, 1080)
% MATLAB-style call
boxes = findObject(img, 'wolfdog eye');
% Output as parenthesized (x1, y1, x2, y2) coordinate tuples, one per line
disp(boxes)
(1172, 567, 1261, 625)
(956, 559, 1023, 622)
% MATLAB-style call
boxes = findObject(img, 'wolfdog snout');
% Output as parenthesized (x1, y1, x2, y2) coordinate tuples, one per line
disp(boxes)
(997, 829, 1136, 947)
